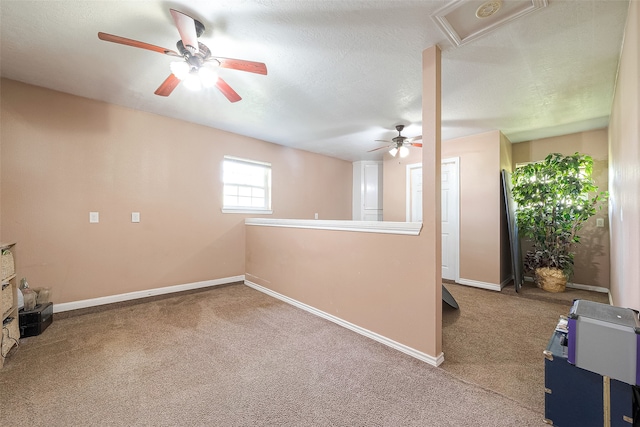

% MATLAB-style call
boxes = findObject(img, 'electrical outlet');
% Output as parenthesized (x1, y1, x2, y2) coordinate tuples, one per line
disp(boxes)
(132, 212, 140, 223)
(596, 218, 604, 228)
(315, 213, 319, 220)
(89, 212, 99, 223)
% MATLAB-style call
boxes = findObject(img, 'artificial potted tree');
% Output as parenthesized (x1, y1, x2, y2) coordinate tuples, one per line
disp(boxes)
(511, 152, 607, 292)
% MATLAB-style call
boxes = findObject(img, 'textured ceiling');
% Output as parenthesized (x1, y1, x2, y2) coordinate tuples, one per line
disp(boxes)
(0, 0, 630, 161)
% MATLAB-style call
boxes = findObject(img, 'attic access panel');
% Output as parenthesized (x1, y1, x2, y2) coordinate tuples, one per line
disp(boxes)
(431, 0, 548, 47)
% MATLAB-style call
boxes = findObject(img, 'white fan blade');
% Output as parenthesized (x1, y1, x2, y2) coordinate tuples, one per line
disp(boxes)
(170, 9, 199, 54)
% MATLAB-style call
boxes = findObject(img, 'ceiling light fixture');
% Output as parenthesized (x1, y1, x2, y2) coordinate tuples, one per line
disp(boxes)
(388, 145, 411, 158)
(169, 61, 218, 91)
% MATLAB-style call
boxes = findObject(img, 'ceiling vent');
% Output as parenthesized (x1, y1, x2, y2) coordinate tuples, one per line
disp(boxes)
(431, 0, 548, 47)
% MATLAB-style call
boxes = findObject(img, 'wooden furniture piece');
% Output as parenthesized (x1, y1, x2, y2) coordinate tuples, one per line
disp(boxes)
(1, 242, 19, 367)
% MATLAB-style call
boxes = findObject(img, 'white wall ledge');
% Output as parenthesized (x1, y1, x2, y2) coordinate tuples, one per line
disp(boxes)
(245, 218, 422, 235)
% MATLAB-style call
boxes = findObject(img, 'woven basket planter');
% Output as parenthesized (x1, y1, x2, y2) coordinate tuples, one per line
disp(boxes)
(1, 249, 15, 281)
(535, 267, 567, 293)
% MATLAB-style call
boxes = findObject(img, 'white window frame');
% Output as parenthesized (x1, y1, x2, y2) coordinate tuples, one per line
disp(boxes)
(221, 156, 272, 214)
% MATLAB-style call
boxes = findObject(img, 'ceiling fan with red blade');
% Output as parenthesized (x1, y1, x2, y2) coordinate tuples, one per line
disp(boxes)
(368, 125, 422, 157)
(97, 9, 267, 102)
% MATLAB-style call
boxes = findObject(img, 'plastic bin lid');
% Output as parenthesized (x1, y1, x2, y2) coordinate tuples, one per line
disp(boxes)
(569, 299, 640, 332)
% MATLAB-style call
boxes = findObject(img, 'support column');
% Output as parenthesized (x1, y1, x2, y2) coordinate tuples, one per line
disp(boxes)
(421, 45, 442, 357)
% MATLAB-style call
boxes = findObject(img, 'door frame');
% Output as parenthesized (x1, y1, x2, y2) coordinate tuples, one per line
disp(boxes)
(405, 158, 460, 282)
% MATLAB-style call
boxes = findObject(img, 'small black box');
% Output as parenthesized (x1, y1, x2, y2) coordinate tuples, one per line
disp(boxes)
(19, 302, 53, 338)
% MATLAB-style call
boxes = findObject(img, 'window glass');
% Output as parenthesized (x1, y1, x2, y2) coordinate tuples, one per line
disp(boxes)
(222, 156, 272, 213)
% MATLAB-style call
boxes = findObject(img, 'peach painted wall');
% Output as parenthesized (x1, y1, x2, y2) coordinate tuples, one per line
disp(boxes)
(512, 129, 610, 289)
(0, 79, 352, 304)
(245, 46, 444, 360)
(245, 226, 438, 356)
(608, 0, 640, 310)
(383, 130, 507, 288)
(382, 148, 421, 222)
(441, 130, 504, 286)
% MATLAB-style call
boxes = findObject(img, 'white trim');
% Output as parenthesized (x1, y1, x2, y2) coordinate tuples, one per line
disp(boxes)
(565, 282, 610, 294)
(457, 278, 502, 291)
(222, 209, 273, 215)
(245, 218, 422, 236)
(523, 275, 610, 294)
(499, 276, 512, 289)
(223, 155, 271, 168)
(244, 279, 444, 367)
(431, 0, 548, 47)
(53, 275, 245, 313)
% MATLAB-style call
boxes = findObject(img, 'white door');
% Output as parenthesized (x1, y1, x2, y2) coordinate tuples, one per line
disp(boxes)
(353, 161, 383, 220)
(441, 159, 459, 281)
(409, 165, 422, 222)
(406, 159, 459, 281)
(363, 163, 382, 220)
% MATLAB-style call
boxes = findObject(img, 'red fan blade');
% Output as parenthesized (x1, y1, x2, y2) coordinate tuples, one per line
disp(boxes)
(97, 32, 180, 57)
(214, 57, 268, 75)
(170, 9, 199, 54)
(154, 74, 181, 97)
(215, 77, 242, 103)
(368, 145, 393, 152)
(408, 142, 423, 148)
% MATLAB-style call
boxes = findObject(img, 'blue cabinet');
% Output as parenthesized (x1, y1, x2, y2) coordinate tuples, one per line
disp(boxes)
(544, 330, 636, 426)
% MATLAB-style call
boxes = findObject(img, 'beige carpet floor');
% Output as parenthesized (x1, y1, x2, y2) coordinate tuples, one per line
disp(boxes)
(0, 283, 550, 426)
(441, 280, 609, 415)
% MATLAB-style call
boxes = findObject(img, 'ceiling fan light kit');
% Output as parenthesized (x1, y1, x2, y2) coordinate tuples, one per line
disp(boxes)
(368, 124, 422, 158)
(97, 8, 267, 102)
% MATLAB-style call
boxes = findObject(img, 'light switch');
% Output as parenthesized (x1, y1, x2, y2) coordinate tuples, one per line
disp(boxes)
(131, 212, 140, 223)
(596, 218, 604, 228)
(89, 212, 99, 223)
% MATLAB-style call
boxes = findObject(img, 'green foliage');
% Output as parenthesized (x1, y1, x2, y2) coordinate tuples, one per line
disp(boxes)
(511, 152, 607, 278)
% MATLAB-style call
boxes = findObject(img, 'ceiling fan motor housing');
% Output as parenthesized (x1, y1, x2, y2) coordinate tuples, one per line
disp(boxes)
(393, 125, 407, 147)
(177, 40, 213, 69)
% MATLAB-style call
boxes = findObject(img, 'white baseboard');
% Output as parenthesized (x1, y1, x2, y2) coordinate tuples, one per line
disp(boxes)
(244, 279, 444, 367)
(457, 278, 502, 291)
(53, 275, 245, 313)
(523, 275, 609, 294)
(565, 282, 609, 294)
